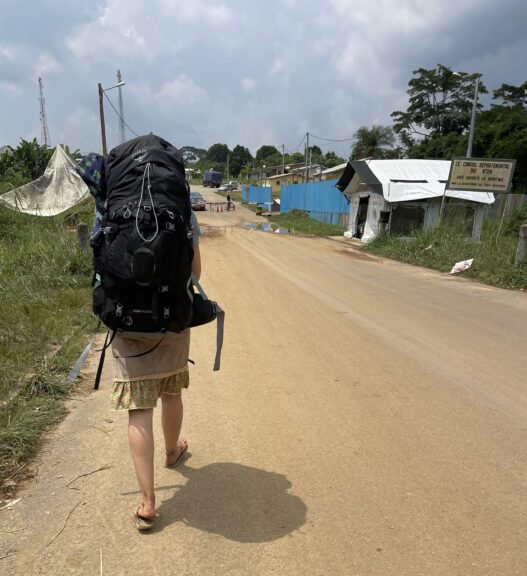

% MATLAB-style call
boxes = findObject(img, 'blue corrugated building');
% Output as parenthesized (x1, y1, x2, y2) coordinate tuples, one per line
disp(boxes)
(280, 180, 349, 227)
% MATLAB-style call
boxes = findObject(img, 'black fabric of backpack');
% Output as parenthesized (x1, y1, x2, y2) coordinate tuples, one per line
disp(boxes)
(92, 135, 193, 333)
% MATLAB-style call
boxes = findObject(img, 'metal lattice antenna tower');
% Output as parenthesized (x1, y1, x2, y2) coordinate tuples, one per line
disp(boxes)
(117, 70, 126, 144)
(38, 77, 50, 146)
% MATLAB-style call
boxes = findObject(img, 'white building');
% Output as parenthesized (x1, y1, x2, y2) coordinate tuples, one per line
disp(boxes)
(336, 159, 495, 241)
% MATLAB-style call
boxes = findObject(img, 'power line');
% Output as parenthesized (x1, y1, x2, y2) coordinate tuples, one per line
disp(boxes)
(103, 91, 139, 137)
(310, 133, 354, 143)
(283, 133, 306, 154)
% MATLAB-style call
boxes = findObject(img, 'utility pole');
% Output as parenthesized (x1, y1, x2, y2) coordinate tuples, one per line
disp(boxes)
(98, 82, 107, 155)
(466, 77, 479, 158)
(304, 132, 309, 183)
(281, 144, 285, 174)
(117, 70, 125, 144)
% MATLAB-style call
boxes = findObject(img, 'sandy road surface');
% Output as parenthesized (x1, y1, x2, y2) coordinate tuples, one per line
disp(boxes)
(2, 187, 527, 575)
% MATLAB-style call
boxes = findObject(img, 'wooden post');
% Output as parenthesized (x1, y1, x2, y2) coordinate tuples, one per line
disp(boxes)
(516, 224, 527, 265)
(77, 223, 90, 256)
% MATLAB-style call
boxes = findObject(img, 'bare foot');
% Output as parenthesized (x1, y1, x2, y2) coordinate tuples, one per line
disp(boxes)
(165, 438, 188, 468)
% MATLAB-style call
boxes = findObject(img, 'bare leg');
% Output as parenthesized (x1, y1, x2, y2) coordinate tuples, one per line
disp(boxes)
(128, 408, 156, 519)
(161, 393, 187, 467)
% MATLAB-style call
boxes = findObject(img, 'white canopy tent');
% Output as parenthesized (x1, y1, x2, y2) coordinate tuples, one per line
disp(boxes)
(0, 145, 90, 216)
(362, 159, 494, 204)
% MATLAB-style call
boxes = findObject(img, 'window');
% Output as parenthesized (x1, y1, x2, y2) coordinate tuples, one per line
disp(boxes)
(390, 203, 425, 236)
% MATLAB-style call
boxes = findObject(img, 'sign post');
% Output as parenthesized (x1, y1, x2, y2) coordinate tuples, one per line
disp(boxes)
(447, 158, 516, 194)
(439, 158, 516, 224)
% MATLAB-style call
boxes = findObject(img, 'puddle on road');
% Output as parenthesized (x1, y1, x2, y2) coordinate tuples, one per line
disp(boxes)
(241, 222, 289, 235)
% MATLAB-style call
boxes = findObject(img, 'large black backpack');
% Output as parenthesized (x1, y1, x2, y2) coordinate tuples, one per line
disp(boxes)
(92, 135, 194, 333)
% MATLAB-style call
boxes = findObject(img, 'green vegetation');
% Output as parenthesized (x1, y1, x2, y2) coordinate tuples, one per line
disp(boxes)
(362, 211, 527, 290)
(351, 125, 400, 160)
(0, 204, 95, 487)
(389, 65, 527, 193)
(183, 142, 345, 181)
(270, 209, 347, 237)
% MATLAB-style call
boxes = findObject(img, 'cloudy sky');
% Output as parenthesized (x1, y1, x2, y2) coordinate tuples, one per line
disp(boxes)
(0, 0, 525, 157)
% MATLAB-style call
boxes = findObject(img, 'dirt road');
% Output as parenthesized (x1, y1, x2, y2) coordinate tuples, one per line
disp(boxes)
(2, 187, 527, 575)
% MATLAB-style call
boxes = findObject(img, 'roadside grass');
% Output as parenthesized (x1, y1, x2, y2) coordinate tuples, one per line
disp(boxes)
(0, 203, 96, 487)
(270, 209, 347, 237)
(362, 212, 527, 290)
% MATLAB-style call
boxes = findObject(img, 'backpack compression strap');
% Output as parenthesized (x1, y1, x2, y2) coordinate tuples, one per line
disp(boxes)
(94, 329, 117, 390)
(192, 275, 224, 371)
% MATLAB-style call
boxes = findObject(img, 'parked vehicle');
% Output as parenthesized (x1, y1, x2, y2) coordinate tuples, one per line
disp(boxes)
(190, 191, 206, 211)
(203, 170, 222, 188)
(218, 181, 238, 192)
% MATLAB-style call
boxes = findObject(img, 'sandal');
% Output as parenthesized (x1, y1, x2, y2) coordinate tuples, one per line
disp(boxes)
(131, 505, 155, 531)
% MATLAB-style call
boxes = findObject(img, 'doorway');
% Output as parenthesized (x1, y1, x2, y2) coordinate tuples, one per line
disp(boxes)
(355, 196, 370, 239)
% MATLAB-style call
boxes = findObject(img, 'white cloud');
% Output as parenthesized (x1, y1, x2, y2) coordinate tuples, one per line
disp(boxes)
(268, 57, 290, 87)
(241, 77, 256, 93)
(34, 53, 61, 77)
(0, 44, 15, 62)
(156, 75, 208, 107)
(66, 0, 237, 61)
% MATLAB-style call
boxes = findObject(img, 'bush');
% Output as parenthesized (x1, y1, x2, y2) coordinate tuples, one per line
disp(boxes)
(502, 206, 527, 237)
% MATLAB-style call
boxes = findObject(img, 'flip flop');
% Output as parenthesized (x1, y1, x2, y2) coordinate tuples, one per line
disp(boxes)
(164, 441, 188, 469)
(131, 506, 154, 531)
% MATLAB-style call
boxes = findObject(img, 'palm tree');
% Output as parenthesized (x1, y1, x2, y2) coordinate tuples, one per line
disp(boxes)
(351, 125, 396, 159)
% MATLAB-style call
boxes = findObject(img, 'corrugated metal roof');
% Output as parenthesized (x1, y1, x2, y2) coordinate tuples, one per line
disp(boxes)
(336, 159, 494, 205)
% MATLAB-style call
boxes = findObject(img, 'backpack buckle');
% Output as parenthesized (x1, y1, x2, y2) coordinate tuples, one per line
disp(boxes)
(143, 205, 152, 212)
(116, 304, 123, 317)
(167, 210, 175, 220)
(163, 307, 170, 319)
(166, 222, 175, 231)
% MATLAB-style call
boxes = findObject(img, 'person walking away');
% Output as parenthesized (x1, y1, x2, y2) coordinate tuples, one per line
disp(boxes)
(111, 211, 201, 530)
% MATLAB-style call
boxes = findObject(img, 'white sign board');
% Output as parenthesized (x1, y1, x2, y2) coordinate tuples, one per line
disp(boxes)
(447, 158, 515, 194)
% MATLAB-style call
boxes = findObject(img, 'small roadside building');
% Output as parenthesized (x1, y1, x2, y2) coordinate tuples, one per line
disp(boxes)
(261, 164, 326, 195)
(319, 162, 348, 182)
(336, 159, 495, 241)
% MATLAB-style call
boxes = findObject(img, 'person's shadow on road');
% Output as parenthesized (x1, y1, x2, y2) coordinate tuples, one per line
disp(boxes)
(155, 460, 307, 542)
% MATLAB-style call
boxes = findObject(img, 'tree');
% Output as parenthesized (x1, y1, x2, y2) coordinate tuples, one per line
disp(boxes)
(230, 145, 253, 177)
(323, 151, 346, 168)
(180, 146, 207, 164)
(391, 64, 487, 143)
(255, 145, 280, 164)
(287, 152, 304, 163)
(492, 81, 527, 109)
(474, 104, 527, 192)
(11, 138, 53, 180)
(206, 143, 230, 163)
(405, 132, 465, 160)
(351, 125, 396, 159)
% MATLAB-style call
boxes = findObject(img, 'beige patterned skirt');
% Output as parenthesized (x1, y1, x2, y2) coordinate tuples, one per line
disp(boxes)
(110, 329, 190, 411)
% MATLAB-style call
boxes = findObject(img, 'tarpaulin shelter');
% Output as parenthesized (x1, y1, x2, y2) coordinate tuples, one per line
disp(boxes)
(336, 159, 495, 241)
(0, 145, 90, 216)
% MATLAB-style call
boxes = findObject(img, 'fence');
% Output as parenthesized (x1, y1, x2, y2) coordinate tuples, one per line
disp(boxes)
(241, 185, 272, 206)
(280, 180, 349, 227)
